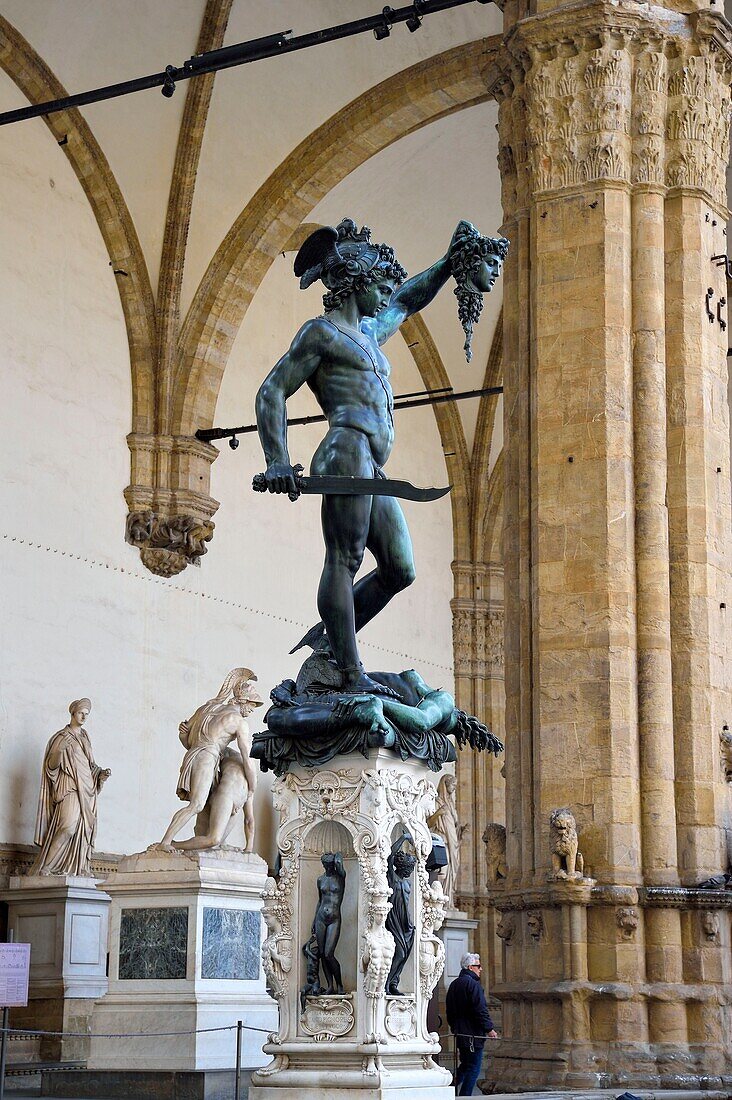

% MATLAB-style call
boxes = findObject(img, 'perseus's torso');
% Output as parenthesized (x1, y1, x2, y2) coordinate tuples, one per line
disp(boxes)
(308, 319, 395, 466)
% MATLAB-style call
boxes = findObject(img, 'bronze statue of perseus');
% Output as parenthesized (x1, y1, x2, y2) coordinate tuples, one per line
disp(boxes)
(255, 217, 507, 695)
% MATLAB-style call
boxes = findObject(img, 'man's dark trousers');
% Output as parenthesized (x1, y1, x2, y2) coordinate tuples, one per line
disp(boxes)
(455, 1041, 483, 1096)
(446, 966, 495, 1096)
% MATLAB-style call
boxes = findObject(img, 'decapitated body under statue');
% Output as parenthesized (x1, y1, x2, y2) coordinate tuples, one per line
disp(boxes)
(31, 699, 110, 877)
(157, 668, 263, 851)
(252, 667, 503, 775)
(255, 217, 508, 699)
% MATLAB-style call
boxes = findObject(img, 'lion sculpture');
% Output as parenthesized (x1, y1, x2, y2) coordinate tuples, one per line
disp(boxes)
(549, 807, 584, 880)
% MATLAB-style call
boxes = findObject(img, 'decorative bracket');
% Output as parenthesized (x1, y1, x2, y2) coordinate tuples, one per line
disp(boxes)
(711, 254, 732, 279)
(717, 296, 727, 332)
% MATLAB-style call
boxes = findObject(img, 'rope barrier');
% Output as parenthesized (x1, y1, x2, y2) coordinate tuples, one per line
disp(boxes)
(0, 1022, 272, 1038)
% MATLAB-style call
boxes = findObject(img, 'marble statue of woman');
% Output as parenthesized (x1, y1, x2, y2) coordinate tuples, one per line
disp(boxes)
(31, 698, 110, 877)
(427, 773, 467, 909)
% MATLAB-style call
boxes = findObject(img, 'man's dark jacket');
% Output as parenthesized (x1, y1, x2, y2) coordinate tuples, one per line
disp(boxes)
(446, 967, 494, 1048)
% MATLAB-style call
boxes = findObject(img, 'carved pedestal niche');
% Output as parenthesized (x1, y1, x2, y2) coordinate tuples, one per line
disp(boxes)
(249, 749, 453, 1100)
(0, 874, 110, 1063)
(84, 849, 276, 1074)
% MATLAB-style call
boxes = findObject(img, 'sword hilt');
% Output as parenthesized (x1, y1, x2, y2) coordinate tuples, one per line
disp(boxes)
(252, 463, 304, 502)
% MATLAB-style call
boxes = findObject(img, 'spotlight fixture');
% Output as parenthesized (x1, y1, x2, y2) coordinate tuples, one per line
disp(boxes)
(407, 0, 426, 30)
(373, 6, 393, 40)
(161, 65, 177, 98)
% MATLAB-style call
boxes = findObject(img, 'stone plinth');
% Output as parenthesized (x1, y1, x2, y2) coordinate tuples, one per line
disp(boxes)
(0, 874, 110, 1062)
(87, 847, 277, 1073)
(249, 749, 454, 1100)
(433, 910, 480, 1070)
(438, 910, 478, 992)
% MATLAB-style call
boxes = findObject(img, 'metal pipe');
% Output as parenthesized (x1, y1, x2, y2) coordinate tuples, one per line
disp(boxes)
(0, 933, 14, 1100)
(196, 385, 503, 444)
(0, 0, 492, 128)
(234, 1019, 243, 1100)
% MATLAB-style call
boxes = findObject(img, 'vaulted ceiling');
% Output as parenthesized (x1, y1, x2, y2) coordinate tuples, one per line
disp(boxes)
(0, 0, 506, 554)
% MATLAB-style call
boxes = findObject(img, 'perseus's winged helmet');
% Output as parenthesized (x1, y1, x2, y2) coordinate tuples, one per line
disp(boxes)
(294, 218, 407, 292)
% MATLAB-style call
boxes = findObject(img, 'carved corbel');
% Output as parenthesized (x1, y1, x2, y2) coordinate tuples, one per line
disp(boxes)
(125, 510, 214, 577)
(125, 431, 219, 576)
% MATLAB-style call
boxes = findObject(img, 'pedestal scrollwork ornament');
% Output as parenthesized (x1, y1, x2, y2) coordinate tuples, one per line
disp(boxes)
(261, 869, 297, 1044)
(417, 876, 447, 1042)
(384, 996, 417, 1041)
(300, 994, 355, 1041)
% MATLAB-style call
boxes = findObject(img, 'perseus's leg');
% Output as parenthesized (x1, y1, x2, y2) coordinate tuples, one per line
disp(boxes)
(312, 428, 372, 683)
(318, 492, 371, 674)
(350, 494, 416, 631)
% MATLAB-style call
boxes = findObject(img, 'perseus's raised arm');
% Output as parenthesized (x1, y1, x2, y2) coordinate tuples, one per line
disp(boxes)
(255, 318, 334, 492)
(372, 254, 452, 345)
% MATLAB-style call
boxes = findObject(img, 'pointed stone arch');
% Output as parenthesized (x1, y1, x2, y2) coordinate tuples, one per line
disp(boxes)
(0, 14, 156, 434)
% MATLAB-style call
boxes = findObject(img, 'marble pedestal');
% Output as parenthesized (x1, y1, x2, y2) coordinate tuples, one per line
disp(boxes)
(0, 874, 110, 1062)
(87, 848, 277, 1073)
(250, 749, 455, 1100)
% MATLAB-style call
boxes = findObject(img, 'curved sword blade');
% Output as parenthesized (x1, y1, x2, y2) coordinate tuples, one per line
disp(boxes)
(298, 475, 451, 502)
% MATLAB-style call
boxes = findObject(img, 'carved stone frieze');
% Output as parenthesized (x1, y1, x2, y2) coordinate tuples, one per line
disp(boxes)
(452, 606, 473, 676)
(452, 601, 504, 679)
(261, 865, 298, 1043)
(489, 4, 732, 208)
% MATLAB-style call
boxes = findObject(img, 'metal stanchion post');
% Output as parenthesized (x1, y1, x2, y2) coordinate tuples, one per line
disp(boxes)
(234, 1019, 243, 1100)
(0, 1004, 8, 1100)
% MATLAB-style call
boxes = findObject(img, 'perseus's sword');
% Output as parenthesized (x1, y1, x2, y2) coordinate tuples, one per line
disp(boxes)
(252, 464, 450, 503)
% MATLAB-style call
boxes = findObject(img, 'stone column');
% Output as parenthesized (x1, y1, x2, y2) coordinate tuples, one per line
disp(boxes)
(486, 3, 732, 1088)
(451, 561, 505, 997)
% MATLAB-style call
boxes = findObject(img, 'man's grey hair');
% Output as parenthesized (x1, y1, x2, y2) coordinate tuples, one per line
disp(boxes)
(461, 952, 481, 969)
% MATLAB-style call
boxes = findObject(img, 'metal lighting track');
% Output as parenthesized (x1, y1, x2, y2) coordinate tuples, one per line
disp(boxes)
(0, 0, 492, 128)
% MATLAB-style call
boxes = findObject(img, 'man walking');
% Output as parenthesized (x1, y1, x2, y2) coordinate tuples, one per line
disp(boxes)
(446, 952, 498, 1096)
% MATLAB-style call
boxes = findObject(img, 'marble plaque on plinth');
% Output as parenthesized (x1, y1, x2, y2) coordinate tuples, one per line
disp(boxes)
(201, 907, 259, 979)
(119, 906, 188, 979)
